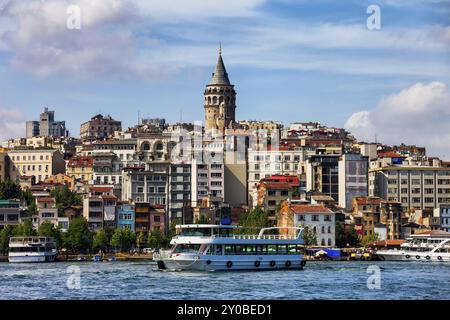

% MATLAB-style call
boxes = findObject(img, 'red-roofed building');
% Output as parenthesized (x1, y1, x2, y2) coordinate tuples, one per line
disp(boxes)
(256, 175, 301, 221)
(67, 155, 93, 183)
(278, 201, 336, 247)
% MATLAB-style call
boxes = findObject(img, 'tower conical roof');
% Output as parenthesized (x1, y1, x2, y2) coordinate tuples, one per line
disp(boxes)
(209, 47, 231, 86)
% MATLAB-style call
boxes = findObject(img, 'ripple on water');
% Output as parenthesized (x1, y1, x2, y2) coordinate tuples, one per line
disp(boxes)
(1, 261, 450, 300)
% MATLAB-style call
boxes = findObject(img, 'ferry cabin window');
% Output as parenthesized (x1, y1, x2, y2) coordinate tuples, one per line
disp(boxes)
(213, 228, 232, 237)
(9, 247, 52, 252)
(172, 244, 201, 253)
(222, 244, 303, 255)
(180, 228, 212, 237)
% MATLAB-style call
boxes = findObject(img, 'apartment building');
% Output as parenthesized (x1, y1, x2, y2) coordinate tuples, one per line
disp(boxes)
(256, 175, 300, 221)
(83, 186, 117, 231)
(369, 164, 450, 211)
(191, 160, 224, 207)
(7, 149, 66, 184)
(305, 154, 340, 202)
(26, 108, 68, 138)
(0, 148, 7, 182)
(67, 155, 93, 183)
(170, 163, 191, 220)
(248, 145, 312, 206)
(121, 163, 169, 205)
(80, 114, 122, 142)
(117, 203, 135, 231)
(0, 200, 21, 229)
(338, 154, 368, 211)
(92, 139, 138, 186)
(33, 197, 58, 228)
(278, 201, 336, 247)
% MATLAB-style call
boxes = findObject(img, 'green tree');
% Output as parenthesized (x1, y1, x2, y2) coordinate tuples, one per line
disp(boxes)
(168, 218, 182, 238)
(361, 232, 380, 247)
(93, 229, 109, 252)
(147, 229, 168, 249)
(50, 185, 82, 216)
(0, 179, 21, 200)
(110, 228, 135, 252)
(13, 219, 37, 237)
(0, 225, 15, 254)
(38, 221, 62, 248)
(195, 215, 210, 224)
(335, 222, 347, 248)
(20, 188, 34, 206)
(236, 207, 270, 234)
(65, 217, 92, 253)
(346, 224, 361, 247)
(302, 226, 317, 246)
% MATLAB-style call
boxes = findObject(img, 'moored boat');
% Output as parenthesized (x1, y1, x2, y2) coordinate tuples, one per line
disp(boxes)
(154, 224, 306, 271)
(375, 230, 450, 262)
(8, 236, 58, 263)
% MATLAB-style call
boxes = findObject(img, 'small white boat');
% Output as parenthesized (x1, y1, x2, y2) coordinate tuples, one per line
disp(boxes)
(376, 230, 450, 262)
(8, 236, 58, 263)
(154, 224, 306, 271)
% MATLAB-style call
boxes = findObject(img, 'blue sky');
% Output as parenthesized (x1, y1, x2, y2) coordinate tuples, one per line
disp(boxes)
(0, 0, 449, 157)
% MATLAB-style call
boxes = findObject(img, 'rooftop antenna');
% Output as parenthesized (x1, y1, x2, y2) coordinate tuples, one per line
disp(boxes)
(138, 110, 141, 125)
(180, 109, 183, 124)
(219, 42, 222, 55)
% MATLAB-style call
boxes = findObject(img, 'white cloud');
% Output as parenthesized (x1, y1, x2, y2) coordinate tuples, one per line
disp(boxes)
(345, 82, 450, 158)
(0, 0, 449, 79)
(0, 107, 24, 141)
(0, 0, 170, 79)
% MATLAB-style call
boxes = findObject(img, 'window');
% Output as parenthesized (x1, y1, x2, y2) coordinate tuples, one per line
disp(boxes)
(297, 215, 305, 221)
(137, 186, 144, 193)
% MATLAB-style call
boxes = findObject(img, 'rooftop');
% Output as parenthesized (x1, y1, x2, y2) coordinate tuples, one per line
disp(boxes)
(288, 204, 334, 214)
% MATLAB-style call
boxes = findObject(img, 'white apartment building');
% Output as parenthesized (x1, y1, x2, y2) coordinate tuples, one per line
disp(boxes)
(247, 146, 314, 206)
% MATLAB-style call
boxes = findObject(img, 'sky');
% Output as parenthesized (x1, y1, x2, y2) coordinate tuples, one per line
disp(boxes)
(0, 0, 449, 158)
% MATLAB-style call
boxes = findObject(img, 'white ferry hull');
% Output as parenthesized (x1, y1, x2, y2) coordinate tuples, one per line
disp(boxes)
(376, 251, 450, 262)
(8, 253, 58, 263)
(157, 255, 305, 271)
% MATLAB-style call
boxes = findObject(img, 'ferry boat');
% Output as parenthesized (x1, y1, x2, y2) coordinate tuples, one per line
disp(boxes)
(8, 236, 58, 263)
(375, 231, 450, 262)
(154, 224, 306, 271)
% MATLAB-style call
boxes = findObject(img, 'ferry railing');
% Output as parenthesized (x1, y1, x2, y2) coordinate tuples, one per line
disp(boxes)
(211, 234, 298, 240)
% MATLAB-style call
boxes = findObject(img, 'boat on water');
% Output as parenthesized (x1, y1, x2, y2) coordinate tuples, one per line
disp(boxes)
(154, 224, 306, 271)
(8, 236, 58, 263)
(375, 230, 450, 262)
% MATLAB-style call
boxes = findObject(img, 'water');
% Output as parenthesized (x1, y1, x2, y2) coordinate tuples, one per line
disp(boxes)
(1, 261, 449, 300)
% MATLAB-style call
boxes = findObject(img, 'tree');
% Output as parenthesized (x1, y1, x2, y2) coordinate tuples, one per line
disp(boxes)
(65, 217, 92, 253)
(13, 219, 37, 237)
(0, 179, 21, 200)
(20, 188, 34, 206)
(110, 228, 135, 252)
(0, 225, 15, 254)
(346, 224, 361, 247)
(136, 232, 146, 250)
(361, 232, 380, 247)
(50, 185, 82, 216)
(93, 229, 109, 252)
(195, 215, 210, 224)
(335, 222, 347, 248)
(168, 218, 182, 238)
(236, 207, 270, 235)
(147, 229, 169, 249)
(302, 226, 317, 246)
(38, 221, 62, 248)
